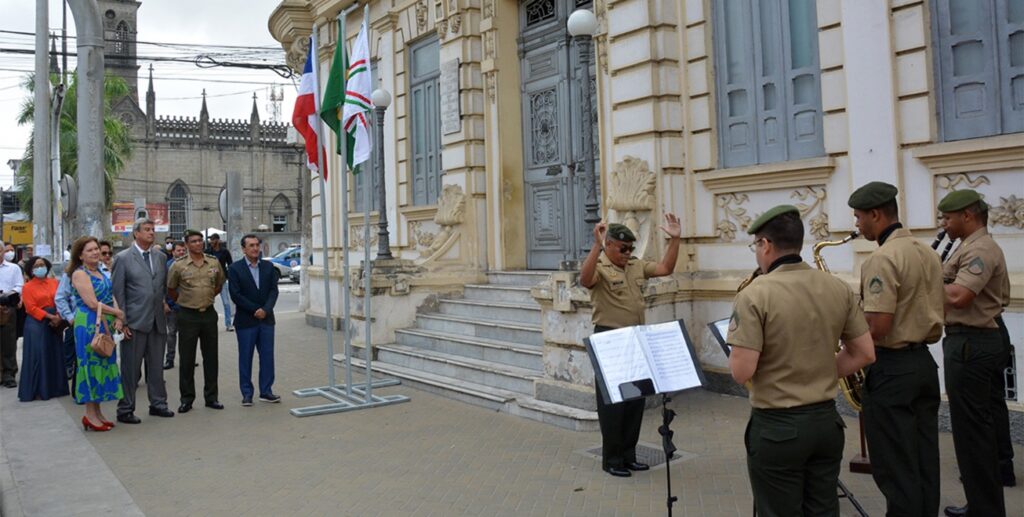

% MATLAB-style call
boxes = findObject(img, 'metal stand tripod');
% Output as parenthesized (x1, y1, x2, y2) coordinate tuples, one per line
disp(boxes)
(658, 394, 678, 516)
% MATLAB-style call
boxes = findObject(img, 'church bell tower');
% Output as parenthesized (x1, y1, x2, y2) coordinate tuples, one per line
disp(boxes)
(98, 0, 141, 102)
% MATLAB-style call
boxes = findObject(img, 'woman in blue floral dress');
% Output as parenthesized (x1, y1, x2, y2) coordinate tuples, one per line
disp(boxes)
(68, 236, 126, 431)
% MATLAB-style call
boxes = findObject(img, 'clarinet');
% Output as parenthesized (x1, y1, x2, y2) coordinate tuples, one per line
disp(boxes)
(941, 239, 956, 263)
(931, 230, 946, 250)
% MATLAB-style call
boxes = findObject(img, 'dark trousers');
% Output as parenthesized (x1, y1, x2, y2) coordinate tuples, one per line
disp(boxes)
(0, 319, 17, 382)
(593, 324, 645, 470)
(178, 307, 218, 405)
(994, 316, 1015, 477)
(117, 328, 169, 416)
(62, 327, 76, 380)
(944, 327, 1006, 517)
(746, 400, 844, 517)
(862, 346, 940, 517)
(165, 310, 177, 364)
(236, 323, 275, 399)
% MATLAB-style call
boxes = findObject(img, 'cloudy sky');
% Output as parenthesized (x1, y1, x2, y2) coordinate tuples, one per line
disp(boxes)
(0, 0, 297, 189)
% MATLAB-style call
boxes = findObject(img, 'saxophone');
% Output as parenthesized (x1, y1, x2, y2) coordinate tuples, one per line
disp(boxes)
(813, 232, 866, 412)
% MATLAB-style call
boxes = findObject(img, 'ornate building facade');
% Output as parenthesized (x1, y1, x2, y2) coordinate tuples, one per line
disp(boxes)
(269, 0, 1023, 431)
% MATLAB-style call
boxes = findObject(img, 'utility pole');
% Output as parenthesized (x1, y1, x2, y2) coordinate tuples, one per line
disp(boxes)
(67, 0, 106, 239)
(33, 0, 52, 254)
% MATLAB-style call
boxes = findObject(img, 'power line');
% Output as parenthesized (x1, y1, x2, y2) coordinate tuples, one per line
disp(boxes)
(0, 67, 293, 87)
(0, 47, 292, 78)
(0, 29, 282, 51)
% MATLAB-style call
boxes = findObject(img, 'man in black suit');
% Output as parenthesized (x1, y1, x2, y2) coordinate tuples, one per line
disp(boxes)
(227, 234, 280, 406)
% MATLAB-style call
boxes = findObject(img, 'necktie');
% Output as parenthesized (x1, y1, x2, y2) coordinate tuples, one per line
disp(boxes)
(143, 251, 152, 273)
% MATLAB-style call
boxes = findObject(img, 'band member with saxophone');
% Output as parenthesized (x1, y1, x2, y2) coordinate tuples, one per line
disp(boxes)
(727, 205, 874, 515)
(848, 182, 944, 516)
(937, 189, 1011, 517)
(580, 216, 681, 478)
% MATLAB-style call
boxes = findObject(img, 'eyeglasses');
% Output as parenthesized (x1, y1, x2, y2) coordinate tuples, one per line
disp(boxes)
(747, 238, 767, 253)
(101, 252, 111, 256)
(608, 244, 634, 254)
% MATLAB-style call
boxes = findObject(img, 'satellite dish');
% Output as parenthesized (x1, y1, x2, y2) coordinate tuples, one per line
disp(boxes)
(59, 175, 77, 218)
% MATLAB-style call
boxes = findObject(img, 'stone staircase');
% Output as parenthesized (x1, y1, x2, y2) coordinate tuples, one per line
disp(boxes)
(345, 271, 598, 431)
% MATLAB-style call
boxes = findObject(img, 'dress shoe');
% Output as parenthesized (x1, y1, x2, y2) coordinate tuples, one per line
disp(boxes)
(205, 401, 224, 410)
(625, 461, 650, 471)
(226, 326, 234, 332)
(99, 418, 115, 428)
(1001, 463, 1017, 487)
(178, 403, 193, 413)
(116, 413, 141, 424)
(604, 466, 632, 477)
(82, 416, 111, 432)
(2, 379, 17, 388)
(162, 360, 173, 370)
(943, 505, 968, 517)
(242, 397, 253, 407)
(149, 407, 175, 418)
(259, 393, 281, 403)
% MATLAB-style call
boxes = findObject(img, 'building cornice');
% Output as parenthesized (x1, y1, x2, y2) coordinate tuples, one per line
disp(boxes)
(913, 134, 1024, 175)
(698, 156, 836, 194)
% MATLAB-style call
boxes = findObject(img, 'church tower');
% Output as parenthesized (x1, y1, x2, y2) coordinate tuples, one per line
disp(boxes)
(99, 0, 141, 102)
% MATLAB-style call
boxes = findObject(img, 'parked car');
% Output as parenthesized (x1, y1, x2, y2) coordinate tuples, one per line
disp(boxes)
(264, 246, 301, 281)
(289, 265, 301, 284)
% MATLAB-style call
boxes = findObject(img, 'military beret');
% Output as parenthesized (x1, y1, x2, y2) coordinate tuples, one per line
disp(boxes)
(747, 205, 800, 235)
(606, 223, 636, 242)
(938, 189, 987, 212)
(183, 229, 203, 239)
(847, 181, 898, 210)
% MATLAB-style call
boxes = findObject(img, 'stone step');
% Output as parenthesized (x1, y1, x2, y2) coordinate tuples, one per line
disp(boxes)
(342, 358, 599, 432)
(414, 314, 544, 347)
(376, 344, 540, 395)
(395, 328, 543, 370)
(462, 284, 537, 305)
(437, 299, 541, 325)
(486, 270, 554, 287)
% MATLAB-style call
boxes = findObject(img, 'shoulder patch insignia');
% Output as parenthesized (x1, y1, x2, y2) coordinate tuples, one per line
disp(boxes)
(967, 257, 985, 275)
(728, 310, 739, 332)
(868, 276, 883, 294)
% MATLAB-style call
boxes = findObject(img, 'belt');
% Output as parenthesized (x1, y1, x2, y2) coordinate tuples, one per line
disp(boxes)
(875, 343, 928, 353)
(180, 305, 213, 313)
(945, 325, 999, 335)
(753, 399, 835, 414)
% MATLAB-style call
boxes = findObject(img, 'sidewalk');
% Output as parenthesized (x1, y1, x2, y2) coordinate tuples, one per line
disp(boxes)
(2, 308, 1022, 516)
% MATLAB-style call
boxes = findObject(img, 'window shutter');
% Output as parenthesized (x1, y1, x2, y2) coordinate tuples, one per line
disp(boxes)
(997, 0, 1024, 134)
(409, 36, 442, 206)
(936, 0, 1000, 140)
(752, 0, 788, 163)
(355, 62, 382, 212)
(713, 0, 758, 168)
(781, 0, 824, 160)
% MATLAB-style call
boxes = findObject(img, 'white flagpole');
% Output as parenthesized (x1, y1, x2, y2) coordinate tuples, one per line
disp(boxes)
(337, 10, 354, 398)
(362, 4, 373, 403)
(309, 29, 336, 390)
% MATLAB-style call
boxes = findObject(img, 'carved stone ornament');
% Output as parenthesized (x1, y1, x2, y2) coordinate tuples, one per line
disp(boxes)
(936, 173, 990, 192)
(349, 225, 379, 251)
(716, 193, 751, 242)
(485, 71, 497, 103)
(791, 186, 829, 240)
(482, 0, 494, 19)
(417, 184, 466, 258)
(483, 31, 496, 60)
(436, 18, 448, 37)
(415, 0, 429, 33)
(286, 37, 311, 74)
(606, 156, 657, 256)
(449, 12, 462, 34)
(410, 221, 437, 258)
(990, 195, 1024, 229)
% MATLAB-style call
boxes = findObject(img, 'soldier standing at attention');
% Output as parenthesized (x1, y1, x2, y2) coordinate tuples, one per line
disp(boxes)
(937, 189, 1010, 517)
(848, 182, 944, 516)
(579, 215, 682, 478)
(727, 205, 874, 516)
(168, 230, 226, 414)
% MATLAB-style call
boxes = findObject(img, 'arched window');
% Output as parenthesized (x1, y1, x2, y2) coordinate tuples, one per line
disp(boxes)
(269, 193, 292, 232)
(113, 21, 131, 56)
(167, 181, 191, 238)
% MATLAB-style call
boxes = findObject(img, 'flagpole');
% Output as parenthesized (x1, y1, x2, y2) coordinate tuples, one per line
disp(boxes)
(309, 29, 337, 391)
(337, 10, 354, 398)
(362, 3, 374, 403)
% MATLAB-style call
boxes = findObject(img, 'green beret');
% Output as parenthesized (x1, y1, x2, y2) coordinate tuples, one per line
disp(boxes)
(938, 189, 987, 212)
(606, 223, 636, 242)
(848, 181, 898, 210)
(183, 229, 203, 239)
(747, 205, 800, 235)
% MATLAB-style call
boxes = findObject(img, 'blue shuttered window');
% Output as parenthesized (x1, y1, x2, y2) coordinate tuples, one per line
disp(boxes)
(409, 36, 443, 206)
(712, 0, 824, 168)
(933, 0, 1024, 140)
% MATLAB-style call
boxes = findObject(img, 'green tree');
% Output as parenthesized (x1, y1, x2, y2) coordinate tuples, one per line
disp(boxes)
(14, 74, 132, 210)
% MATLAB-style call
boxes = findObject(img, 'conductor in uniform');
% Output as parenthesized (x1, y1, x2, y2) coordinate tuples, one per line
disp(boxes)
(579, 215, 682, 478)
(848, 182, 943, 516)
(168, 230, 227, 414)
(937, 189, 1010, 517)
(727, 205, 874, 515)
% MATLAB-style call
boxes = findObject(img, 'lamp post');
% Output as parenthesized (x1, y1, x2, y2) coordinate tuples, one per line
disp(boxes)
(371, 88, 393, 260)
(568, 9, 600, 225)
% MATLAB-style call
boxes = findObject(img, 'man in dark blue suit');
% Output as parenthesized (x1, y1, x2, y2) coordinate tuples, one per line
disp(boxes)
(227, 234, 280, 406)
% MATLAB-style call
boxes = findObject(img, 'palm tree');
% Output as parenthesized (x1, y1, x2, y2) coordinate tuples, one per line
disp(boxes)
(14, 73, 132, 211)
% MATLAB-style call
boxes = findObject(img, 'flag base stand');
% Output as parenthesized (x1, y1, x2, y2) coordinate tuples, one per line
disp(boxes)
(290, 379, 409, 417)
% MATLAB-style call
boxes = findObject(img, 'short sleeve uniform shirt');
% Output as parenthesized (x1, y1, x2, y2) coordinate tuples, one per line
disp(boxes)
(942, 227, 1009, 328)
(589, 255, 657, 329)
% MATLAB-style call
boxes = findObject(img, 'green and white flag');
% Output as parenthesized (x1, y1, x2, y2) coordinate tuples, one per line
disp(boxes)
(341, 18, 372, 169)
(319, 28, 358, 172)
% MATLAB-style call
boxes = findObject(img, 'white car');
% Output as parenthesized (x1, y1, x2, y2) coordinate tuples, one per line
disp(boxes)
(263, 257, 292, 280)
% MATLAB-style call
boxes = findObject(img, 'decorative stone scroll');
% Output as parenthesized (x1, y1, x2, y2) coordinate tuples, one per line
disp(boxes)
(936, 173, 990, 192)
(606, 156, 657, 258)
(715, 193, 751, 242)
(286, 37, 310, 74)
(416, 185, 466, 261)
(791, 186, 829, 240)
(990, 195, 1024, 229)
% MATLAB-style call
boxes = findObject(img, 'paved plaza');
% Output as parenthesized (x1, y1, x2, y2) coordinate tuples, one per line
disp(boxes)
(1, 305, 1022, 516)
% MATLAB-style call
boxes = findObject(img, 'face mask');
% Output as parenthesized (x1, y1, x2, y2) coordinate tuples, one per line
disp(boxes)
(3, 251, 14, 262)
(32, 267, 47, 279)
(166, 243, 173, 250)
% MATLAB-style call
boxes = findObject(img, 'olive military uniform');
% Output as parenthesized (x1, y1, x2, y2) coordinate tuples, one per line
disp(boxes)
(942, 225, 1010, 517)
(859, 225, 944, 517)
(168, 254, 226, 407)
(589, 253, 657, 472)
(729, 260, 868, 516)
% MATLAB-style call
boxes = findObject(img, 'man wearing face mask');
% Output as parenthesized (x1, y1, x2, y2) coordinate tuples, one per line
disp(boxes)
(579, 216, 682, 477)
(0, 240, 24, 388)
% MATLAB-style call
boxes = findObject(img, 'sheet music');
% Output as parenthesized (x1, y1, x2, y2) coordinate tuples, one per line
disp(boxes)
(640, 321, 703, 394)
(709, 317, 732, 356)
(588, 327, 653, 404)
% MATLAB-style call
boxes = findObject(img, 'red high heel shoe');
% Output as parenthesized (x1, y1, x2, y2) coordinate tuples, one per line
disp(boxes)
(82, 416, 111, 432)
(99, 418, 115, 428)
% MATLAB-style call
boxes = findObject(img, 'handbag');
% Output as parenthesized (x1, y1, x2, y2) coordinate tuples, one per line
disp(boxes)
(90, 302, 116, 358)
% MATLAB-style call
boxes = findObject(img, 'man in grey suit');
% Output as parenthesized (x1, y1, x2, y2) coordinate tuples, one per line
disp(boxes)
(111, 218, 174, 423)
